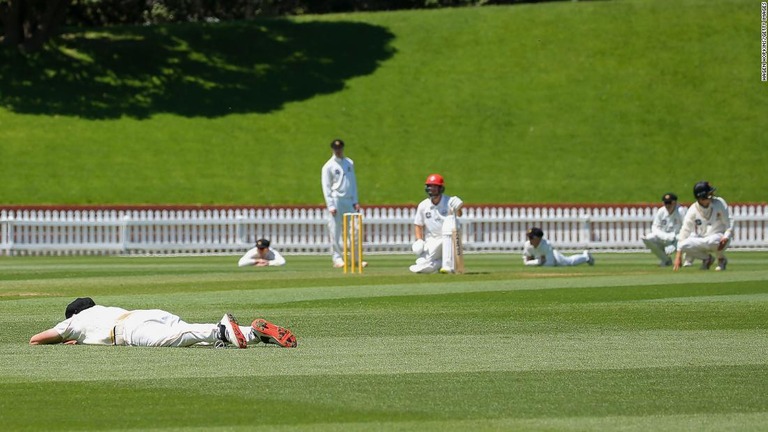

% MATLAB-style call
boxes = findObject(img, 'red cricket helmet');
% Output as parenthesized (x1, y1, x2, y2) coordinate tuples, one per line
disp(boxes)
(425, 174, 444, 186)
(424, 174, 445, 197)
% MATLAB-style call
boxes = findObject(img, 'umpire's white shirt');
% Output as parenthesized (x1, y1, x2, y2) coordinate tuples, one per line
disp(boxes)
(321, 156, 358, 210)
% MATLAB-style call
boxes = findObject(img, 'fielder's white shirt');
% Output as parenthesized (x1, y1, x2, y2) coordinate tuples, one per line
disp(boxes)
(414, 195, 452, 239)
(53, 305, 128, 345)
(238, 247, 286, 267)
(649, 205, 686, 242)
(678, 197, 733, 241)
(522, 238, 557, 266)
(321, 156, 358, 210)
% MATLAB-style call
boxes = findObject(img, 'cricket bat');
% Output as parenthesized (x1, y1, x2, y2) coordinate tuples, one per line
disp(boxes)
(452, 221, 464, 274)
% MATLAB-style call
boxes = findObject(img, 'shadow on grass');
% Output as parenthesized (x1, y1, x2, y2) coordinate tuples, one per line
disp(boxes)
(0, 19, 395, 119)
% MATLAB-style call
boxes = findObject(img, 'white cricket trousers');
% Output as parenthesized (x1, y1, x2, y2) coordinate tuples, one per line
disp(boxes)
(678, 234, 727, 260)
(642, 232, 676, 262)
(409, 236, 443, 273)
(327, 197, 357, 263)
(551, 250, 590, 266)
(120, 310, 253, 347)
(409, 216, 458, 273)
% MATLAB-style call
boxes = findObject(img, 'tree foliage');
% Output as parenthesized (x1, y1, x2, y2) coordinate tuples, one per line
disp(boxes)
(0, 0, 70, 51)
(1, 0, 559, 51)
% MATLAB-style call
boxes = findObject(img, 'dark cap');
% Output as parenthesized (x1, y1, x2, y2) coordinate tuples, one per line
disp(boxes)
(330, 139, 345, 149)
(662, 193, 677, 203)
(526, 227, 544, 239)
(65, 297, 96, 319)
(255, 238, 270, 249)
(693, 181, 716, 199)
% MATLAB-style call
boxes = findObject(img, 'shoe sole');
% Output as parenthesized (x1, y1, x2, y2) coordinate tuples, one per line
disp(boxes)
(252, 319, 297, 348)
(225, 313, 248, 349)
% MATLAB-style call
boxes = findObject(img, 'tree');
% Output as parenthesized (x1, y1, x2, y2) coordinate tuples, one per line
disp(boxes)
(0, 0, 71, 52)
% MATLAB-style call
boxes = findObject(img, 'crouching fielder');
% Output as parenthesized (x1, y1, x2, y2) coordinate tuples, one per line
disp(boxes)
(410, 173, 464, 274)
(673, 181, 733, 271)
(642, 193, 686, 267)
(522, 227, 594, 267)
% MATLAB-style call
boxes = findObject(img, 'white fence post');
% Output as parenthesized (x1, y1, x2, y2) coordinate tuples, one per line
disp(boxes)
(1, 205, 767, 255)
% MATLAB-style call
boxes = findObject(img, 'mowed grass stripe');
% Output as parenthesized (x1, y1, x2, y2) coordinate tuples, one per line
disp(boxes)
(3, 328, 765, 383)
(4, 266, 768, 304)
(2, 366, 766, 429)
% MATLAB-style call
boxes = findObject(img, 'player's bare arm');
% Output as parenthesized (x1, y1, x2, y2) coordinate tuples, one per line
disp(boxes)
(414, 224, 425, 241)
(673, 250, 683, 271)
(29, 329, 65, 345)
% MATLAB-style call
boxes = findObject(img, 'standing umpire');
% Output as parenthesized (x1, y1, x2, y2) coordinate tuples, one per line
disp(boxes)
(321, 139, 362, 268)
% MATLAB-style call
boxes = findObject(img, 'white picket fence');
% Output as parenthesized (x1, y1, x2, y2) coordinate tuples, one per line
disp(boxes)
(1, 205, 767, 256)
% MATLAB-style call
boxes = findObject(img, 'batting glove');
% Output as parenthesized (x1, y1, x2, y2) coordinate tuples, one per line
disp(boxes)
(412, 239, 425, 255)
(448, 196, 464, 212)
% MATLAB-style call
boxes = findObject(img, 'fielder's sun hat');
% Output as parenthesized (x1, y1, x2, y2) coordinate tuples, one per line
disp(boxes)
(65, 297, 96, 319)
(330, 139, 345, 149)
(255, 239, 270, 249)
(662, 193, 677, 203)
(527, 227, 544, 239)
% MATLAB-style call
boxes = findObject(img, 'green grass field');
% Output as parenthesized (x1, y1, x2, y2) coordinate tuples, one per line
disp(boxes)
(2, 252, 767, 431)
(1, 0, 765, 205)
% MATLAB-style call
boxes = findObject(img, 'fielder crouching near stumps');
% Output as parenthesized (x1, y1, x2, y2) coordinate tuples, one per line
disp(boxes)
(409, 173, 464, 274)
(30, 297, 297, 348)
(641, 193, 686, 267)
(673, 181, 733, 271)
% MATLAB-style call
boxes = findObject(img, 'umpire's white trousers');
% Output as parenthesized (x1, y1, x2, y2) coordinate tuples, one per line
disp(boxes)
(327, 197, 357, 263)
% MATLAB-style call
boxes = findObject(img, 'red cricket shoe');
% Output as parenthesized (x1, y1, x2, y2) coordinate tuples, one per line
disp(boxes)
(251, 319, 297, 348)
(219, 313, 248, 349)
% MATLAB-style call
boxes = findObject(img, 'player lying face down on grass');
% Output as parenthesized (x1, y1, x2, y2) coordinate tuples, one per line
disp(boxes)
(238, 238, 286, 267)
(29, 297, 297, 348)
(409, 173, 464, 274)
(522, 227, 594, 267)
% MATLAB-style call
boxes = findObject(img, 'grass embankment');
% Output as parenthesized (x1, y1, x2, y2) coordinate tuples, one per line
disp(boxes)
(0, 0, 763, 205)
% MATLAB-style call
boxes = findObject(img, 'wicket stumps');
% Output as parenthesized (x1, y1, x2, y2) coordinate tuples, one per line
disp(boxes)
(342, 212, 364, 274)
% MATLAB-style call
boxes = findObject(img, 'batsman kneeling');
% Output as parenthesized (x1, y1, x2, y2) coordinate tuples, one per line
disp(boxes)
(409, 173, 464, 274)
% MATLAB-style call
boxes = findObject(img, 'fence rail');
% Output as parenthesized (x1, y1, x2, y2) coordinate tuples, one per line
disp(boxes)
(1, 205, 767, 255)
